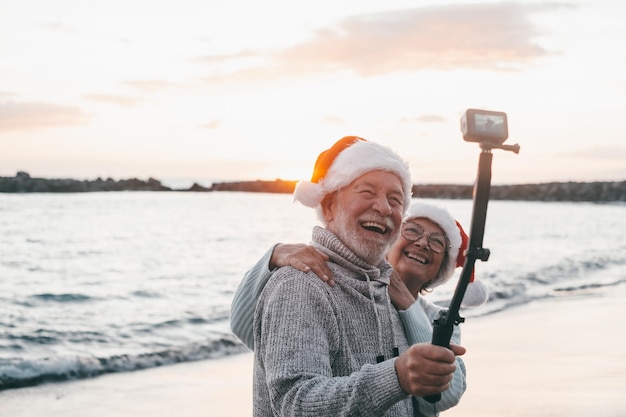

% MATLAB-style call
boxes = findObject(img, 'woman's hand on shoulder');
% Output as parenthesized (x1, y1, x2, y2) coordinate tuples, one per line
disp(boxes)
(270, 244, 334, 286)
(388, 270, 415, 311)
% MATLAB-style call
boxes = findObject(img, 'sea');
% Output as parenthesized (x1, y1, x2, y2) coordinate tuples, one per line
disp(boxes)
(1, 191, 625, 391)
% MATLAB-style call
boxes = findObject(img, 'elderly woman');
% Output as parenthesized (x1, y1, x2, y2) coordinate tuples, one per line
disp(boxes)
(230, 201, 488, 412)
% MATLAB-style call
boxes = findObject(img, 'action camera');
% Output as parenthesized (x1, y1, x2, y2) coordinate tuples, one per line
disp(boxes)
(461, 109, 508, 145)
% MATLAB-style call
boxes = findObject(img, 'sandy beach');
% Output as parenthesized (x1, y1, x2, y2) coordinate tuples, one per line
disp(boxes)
(444, 286, 626, 417)
(1, 285, 624, 417)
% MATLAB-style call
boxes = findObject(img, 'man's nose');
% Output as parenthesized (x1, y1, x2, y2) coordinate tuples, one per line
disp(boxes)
(372, 195, 392, 216)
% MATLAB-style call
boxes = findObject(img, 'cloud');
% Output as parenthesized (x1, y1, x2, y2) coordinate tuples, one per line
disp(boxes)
(122, 80, 180, 92)
(0, 101, 91, 131)
(414, 114, 446, 123)
(199, 119, 221, 129)
(198, 3, 567, 84)
(321, 116, 346, 125)
(83, 94, 142, 107)
(194, 50, 257, 63)
(398, 114, 446, 124)
(36, 21, 75, 33)
(278, 3, 566, 75)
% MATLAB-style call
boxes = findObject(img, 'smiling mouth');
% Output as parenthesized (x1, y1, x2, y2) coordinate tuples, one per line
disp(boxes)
(361, 221, 387, 235)
(406, 252, 429, 265)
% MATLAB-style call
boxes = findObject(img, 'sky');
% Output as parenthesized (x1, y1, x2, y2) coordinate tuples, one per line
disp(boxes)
(1, 0, 625, 187)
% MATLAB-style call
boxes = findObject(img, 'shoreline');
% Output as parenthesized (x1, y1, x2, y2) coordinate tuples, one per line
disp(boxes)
(0, 353, 255, 417)
(1, 286, 624, 417)
(2, 172, 625, 201)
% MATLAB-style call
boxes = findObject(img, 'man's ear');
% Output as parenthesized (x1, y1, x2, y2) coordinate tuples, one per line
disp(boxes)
(320, 193, 335, 223)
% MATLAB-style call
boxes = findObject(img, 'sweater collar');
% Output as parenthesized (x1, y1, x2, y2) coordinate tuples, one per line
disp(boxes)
(310, 226, 393, 284)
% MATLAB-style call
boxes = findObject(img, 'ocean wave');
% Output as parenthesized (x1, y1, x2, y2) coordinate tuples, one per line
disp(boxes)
(432, 253, 626, 318)
(0, 336, 248, 391)
(2, 193, 624, 394)
(553, 277, 626, 294)
(29, 293, 96, 303)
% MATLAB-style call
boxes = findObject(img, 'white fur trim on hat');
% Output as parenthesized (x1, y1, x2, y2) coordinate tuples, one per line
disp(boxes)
(294, 140, 412, 214)
(293, 180, 325, 208)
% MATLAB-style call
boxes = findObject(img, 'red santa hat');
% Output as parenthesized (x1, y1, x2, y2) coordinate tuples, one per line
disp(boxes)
(294, 136, 412, 216)
(404, 202, 489, 308)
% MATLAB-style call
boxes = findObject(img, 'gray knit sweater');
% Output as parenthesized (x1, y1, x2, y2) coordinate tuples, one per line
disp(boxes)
(232, 243, 467, 415)
(254, 226, 418, 416)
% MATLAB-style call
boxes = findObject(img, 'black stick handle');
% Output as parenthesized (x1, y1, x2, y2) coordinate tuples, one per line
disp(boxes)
(423, 319, 454, 403)
(423, 150, 494, 404)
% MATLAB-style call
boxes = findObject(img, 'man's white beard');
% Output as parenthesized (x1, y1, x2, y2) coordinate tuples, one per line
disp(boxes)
(331, 209, 394, 265)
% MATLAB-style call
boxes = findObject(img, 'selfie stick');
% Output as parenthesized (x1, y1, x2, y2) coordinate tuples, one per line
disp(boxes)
(424, 139, 519, 404)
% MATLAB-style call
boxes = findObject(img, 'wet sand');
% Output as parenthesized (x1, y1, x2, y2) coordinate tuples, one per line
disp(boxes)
(1, 285, 624, 417)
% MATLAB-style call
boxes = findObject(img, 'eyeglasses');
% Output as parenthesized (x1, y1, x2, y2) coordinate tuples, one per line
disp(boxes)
(400, 222, 450, 254)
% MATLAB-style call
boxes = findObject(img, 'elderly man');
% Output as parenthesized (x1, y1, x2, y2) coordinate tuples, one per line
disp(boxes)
(250, 136, 465, 416)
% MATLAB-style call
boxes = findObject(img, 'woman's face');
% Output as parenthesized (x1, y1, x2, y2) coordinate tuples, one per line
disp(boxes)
(386, 217, 447, 295)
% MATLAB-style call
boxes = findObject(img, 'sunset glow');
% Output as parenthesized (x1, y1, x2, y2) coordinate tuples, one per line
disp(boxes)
(1, 0, 624, 186)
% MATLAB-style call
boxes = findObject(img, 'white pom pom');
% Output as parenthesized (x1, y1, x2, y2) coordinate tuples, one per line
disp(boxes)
(461, 280, 489, 308)
(293, 180, 325, 208)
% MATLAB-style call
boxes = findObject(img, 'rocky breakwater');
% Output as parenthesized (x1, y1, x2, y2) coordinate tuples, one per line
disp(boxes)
(0, 171, 172, 193)
(207, 179, 626, 201)
(411, 181, 626, 202)
(2, 172, 624, 202)
(208, 179, 297, 194)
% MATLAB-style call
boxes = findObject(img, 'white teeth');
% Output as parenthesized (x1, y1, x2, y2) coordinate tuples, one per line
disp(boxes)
(406, 252, 428, 264)
(362, 221, 386, 233)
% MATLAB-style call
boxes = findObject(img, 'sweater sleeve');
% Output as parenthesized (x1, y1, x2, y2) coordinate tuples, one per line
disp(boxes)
(397, 300, 433, 345)
(397, 299, 467, 415)
(229, 244, 279, 349)
(256, 271, 410, 417)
